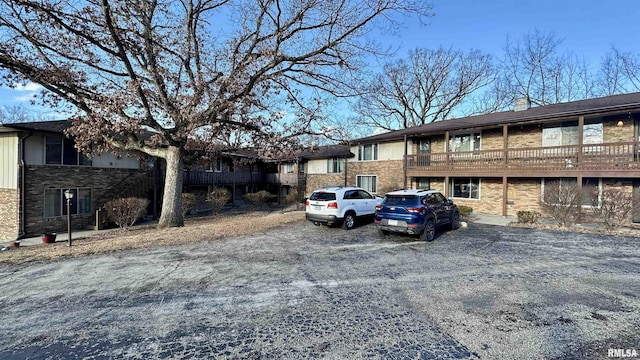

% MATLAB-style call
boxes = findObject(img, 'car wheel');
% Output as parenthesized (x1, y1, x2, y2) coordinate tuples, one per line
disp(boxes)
(420, 220, 435, 242)
(450, 212, 461, 230)
(342, 212, 356, 230)
(313, 221, 321, 226)
(377, 228, 389, 237)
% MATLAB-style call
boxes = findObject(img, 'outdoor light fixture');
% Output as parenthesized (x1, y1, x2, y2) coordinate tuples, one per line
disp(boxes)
(617, 120, 624, 127)
(64, 189, 74, 246)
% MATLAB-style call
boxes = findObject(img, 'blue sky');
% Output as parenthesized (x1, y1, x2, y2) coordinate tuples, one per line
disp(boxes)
(1, 0, 638, 120)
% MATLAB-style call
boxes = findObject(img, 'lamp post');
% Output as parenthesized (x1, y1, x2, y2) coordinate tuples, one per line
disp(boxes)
(64, 189, 74, 246)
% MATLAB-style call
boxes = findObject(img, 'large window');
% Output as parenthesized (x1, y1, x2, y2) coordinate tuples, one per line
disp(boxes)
(449, 178, 480, 199)
(356, 175, 377, 193)
(542, 122, 602, 147)
(283, 163, 294, 174)
(358, 144, 378, 161)
(449, 133, 480, 152)
(542, 178, 600, 207)
(45, 135, 91, 166)
(44, 188, 92, 218)
(206, 158, 223, 172)
(415, 177, 430, 190)
(327, 158, 344, 173)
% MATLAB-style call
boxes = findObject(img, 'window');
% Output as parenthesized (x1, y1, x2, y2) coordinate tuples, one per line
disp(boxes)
(44, 188, 92, 218)
(357, 175, 377, 193)
(542, 178, 600, 207)
(45, 135, 91, 166)
(415, 177, 430, 190)
(358, 144, 378, 161)
(299, 162, 305, 174)
(206, 158, 223, 172)
(283, 163, 294, 174)
(418, 139, 431, 153)
(327, 158, 344, 173)
(541, 122, 602, 147)
(449, 133, 480, 152)
(449, 178, 480, 199)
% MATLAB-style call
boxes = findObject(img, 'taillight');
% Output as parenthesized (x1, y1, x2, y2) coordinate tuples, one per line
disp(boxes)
(327, 202, 338, 209)
(305, 200, 309, 206)
(375, 205, 382, 211)
(406, 207, 424, 213)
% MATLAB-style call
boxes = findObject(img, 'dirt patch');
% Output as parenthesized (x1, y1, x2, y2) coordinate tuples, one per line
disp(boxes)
(0, 211, 305, 264)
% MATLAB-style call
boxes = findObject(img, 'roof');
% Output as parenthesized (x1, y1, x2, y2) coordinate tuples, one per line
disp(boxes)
(1, 120, 70, 134)
(385, 189, 438, 196)
(298, 144, 354, 160)
(352, 92, 640, 144)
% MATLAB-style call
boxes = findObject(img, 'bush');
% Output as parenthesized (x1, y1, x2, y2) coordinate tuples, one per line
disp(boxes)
(517, 210, 541, 224)
(182, 193, 197, 216)
(209, 187, 231, 214)
(457, 205, 473, 219)
(105, 197, 149, 229)
(244, 190, 276, 210)
(541, 180, 581, 227)
(284, 187, 301, 205)
(589, 188, 635, 231)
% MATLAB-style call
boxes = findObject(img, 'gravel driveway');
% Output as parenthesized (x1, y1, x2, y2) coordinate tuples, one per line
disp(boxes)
(0, 220, 638, 359)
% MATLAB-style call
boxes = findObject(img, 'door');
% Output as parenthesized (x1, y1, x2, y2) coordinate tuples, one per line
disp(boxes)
(418, 139, 431, 166)
(633, 180, 640, 223)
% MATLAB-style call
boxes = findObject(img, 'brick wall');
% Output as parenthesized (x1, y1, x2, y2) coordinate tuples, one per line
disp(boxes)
(0, 188, 19, 241)
(348, 160, 404, 195)
(305, 173, 346, 197)
(508, 124, 542, 148)
(24, 165, 150, 237)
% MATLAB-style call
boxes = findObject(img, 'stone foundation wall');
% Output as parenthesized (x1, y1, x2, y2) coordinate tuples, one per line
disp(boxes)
(0, 188, 19, 241)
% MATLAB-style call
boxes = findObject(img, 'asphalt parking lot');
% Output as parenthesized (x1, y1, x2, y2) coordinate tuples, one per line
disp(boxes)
(0, 220, 639, 359)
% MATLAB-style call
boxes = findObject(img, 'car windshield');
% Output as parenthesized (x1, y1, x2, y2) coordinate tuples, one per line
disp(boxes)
(383, 195, 419, 206)
(309, 192, 337, 201)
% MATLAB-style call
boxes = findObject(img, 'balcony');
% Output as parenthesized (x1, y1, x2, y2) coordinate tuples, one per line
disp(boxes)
(406, 141, 640, 177)
(264, 173, 305, 185)
(184, 171, 266, 186)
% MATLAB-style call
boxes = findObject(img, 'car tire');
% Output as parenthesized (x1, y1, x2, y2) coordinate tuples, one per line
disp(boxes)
(420, 220, 435, 242)
(450, 212, 461, 230)
(377, 228, 389, 237)
(342, 212, 356, 230)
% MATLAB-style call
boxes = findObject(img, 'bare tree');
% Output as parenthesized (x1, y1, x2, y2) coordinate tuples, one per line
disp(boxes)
(599, 47, 640, 94)
(354, 47, 494, 131)
(0, 0, 430, 228)
(500, 29, 596, 106)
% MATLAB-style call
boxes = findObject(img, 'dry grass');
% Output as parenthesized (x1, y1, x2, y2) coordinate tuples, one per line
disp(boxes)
(1, 211, 305, 264)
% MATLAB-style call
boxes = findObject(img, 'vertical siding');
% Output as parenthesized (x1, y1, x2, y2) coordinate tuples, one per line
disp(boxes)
(0, 133, 19, 189)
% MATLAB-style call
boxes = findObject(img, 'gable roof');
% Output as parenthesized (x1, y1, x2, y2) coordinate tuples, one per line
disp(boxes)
(352, 92, 640, 144)
(298, 144, 354, 160)
(0, 120, 70, 134)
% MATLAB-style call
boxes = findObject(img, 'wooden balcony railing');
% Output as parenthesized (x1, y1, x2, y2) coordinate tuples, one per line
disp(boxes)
(185, 171, 266, 186)
(185, 171, 305, 186)
(406, 141, 640, 173)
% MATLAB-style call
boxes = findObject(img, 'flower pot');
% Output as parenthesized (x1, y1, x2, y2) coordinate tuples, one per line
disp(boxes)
(42, 233, 57, 244)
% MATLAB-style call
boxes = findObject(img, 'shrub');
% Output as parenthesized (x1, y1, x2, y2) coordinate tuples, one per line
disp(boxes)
(105, 197, 149, 229)
(182, 193, 197, 216)
(244, 190, 276, 210)
(541, 180, 581, 227)
(457, 205, 473, 219)
(209, 187, 231, 214)
(589, 187, 635, 231)
(284, 187, 300, 205)
(517, 210, 541, 224)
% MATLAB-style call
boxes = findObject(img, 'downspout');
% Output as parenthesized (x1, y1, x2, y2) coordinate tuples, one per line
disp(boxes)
(403, 134, 408, 189)
(17, 130, 33, 240)
(343, 155, 348, 186)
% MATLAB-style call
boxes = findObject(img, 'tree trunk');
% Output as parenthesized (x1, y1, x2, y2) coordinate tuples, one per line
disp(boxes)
(158, 146, 185, 228)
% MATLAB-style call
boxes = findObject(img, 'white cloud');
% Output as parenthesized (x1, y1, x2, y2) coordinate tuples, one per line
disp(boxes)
(12, 82, 42, 92)
(13, 94, 34, 102)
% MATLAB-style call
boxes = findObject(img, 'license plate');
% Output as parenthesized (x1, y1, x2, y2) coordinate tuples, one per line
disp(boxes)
(387, 219, 398, 226)
(314, 205, 321, 211)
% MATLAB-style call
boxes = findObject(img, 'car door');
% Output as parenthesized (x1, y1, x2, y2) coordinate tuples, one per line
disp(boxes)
(426, 193, 448, 225)
(357, 190, 377, 215)
(342, 190, 362, 215)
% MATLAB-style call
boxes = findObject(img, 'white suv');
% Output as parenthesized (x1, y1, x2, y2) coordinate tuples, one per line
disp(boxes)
(305, 186, 382, 230)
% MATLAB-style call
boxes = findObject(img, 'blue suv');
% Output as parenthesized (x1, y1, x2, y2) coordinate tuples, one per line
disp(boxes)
(374, 189, 460, 241)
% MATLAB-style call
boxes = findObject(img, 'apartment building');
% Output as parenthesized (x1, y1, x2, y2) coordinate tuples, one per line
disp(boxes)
(343, 92, 640, 223)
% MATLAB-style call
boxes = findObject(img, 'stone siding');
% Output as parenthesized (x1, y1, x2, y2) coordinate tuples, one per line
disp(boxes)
(508, 124, 542, 148)
(24, 165, 150, 237)
(481, 129, 504, 150)
(0, 188, 19, 241)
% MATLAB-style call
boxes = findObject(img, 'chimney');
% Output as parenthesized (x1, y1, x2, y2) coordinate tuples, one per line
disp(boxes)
(514, 97, 531, 112)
